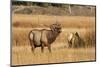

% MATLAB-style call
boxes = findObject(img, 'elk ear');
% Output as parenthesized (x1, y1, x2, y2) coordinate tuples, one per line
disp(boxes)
(75, 32, 79, 37)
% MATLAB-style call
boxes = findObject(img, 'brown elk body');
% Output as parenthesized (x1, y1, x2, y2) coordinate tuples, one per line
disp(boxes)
(28, 23, 62, 53)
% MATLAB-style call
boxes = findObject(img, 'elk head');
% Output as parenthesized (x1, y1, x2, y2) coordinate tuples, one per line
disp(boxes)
(50, 23, 62, 33)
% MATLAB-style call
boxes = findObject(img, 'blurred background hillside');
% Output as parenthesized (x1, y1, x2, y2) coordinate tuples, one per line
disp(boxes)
(12, 1, 96, 16)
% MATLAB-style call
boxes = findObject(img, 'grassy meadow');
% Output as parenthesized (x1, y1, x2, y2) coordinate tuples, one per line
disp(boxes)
(12, 14, 96, 65)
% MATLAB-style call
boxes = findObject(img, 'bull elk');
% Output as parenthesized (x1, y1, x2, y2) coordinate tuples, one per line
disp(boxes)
(28, 23, 62, 53)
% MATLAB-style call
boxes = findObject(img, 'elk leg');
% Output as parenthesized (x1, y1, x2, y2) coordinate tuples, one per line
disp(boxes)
(48, 45, 51, 53)
(72, 42, 74, 48)
(68, 42, 72, 48)
(41, 46, 44, 53)
(69, 44, 72, 48)
(41, 43, 45, 53)
(29, 40, 35, 53)
(31, 46, 35, 53)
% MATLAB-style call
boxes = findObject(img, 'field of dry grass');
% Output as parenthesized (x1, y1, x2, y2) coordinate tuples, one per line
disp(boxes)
(12, 46, 95, 65)
(12, 14, 96, 66)
(12, 14, 95, 28)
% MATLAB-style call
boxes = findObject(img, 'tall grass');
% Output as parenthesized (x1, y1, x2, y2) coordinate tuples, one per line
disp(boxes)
(12, 15, 96, 65)
(84, 29, 96, 47)
(12, 15, 96, 47)
(12, 27, 96, 48)
(12, 46, 95, 65)
(12, 14, 95, 28)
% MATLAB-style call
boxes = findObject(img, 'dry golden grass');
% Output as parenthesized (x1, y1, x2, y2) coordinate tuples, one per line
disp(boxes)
(12, 14, 95, 28)
(12, 14, 96, 65)
(12, 46, 95, 65)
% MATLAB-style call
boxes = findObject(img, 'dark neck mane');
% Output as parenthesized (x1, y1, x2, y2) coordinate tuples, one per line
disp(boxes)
(47, 30, 60, 44)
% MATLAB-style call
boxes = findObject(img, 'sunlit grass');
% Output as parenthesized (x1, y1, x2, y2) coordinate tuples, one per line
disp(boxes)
(12, 14, 96, 65)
